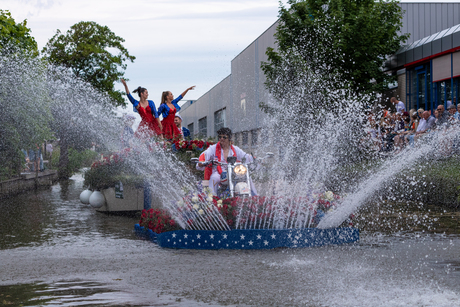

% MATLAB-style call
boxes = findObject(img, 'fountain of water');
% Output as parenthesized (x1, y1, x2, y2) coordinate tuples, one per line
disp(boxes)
(2, 45, 457, 247)
(249, 44, 460, 233)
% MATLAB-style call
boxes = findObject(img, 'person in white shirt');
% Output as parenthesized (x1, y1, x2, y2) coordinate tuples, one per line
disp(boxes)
(391, 97, 406, 114)
(410, 111, 435, 145)
(454, 104, 460, 121)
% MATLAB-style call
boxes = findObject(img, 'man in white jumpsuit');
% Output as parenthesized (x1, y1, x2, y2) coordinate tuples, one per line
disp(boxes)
(197, 127, 257, 196)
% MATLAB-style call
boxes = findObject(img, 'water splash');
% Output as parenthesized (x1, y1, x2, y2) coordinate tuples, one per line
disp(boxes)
(318, 125, 460, 228)
(3, 49, 458, 232)
(0, 50, 224, 229)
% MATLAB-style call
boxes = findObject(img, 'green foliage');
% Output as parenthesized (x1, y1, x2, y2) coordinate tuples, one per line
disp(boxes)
(0, 149, 23, 180)
(68, 148, 99, 172)
(42, 21, 135, 107)
(83, 162, 144, 191)
(0, 10, 38, 55)
(49, 147, 99, 178)
(262, 0, 409, 96)
(0, 53, 53, 179)
(331, 157, 460, 209)
(49, 146, 61, 169)
(83, 149, 145, 190)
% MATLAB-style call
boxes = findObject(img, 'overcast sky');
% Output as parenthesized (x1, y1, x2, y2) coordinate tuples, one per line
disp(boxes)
(2, 0, 458, 115)
(2, 0, 288, 106)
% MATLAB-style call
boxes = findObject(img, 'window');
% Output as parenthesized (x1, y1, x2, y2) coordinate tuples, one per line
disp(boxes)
(214, 108, 226, 134)
(233, 132, 240, 146)
(242, 131, 248, 146)
(251, 130, 258, 146)
(187, 123, 194, 136)
(260, 128, 269, 144)
(240, 98, 246, 116)
(407, 63, 431, 112)
(198, 117, 207, 137)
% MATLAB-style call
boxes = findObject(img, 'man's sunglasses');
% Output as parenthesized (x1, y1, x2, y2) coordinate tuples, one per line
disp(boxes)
(218, 135, 229, 140)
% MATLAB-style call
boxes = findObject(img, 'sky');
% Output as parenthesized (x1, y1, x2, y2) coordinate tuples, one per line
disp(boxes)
(1, 0, 287, 105)
(2, 0, 459, 116)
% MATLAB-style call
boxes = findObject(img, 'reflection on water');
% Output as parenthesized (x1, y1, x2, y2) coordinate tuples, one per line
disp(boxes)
(0, 174, 459, 307)
(0, 280, 143, 306)
(0, 174, 139, 250)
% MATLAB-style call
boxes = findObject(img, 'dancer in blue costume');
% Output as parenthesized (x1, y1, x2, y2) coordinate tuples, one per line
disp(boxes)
(158, 86, 195, 140)
(121, 79, 162, 138)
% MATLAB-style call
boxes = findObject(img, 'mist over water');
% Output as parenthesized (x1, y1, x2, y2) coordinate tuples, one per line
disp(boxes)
(256, 50, 372, 228)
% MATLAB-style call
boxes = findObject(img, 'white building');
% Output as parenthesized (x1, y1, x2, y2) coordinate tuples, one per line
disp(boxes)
(179, 2, 460, 151)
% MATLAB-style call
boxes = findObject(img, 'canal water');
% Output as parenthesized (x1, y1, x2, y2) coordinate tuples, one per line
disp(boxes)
(1, 174, 459, 307)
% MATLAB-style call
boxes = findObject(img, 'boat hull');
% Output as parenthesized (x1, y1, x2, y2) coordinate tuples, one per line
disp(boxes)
(96, 185, 162, 213)
(134, 224, 359, 250)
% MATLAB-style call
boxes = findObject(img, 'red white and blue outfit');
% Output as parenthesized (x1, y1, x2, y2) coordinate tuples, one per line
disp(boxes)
(158, 95, 183, 140)
(127, 93, 162, 138)
(197, 142, 257, 196)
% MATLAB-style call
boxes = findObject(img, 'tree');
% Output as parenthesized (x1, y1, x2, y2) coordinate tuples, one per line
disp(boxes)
(41, 21, 134, 179)
(0, 53, 52, 179)
(0, 10, 38, 55)
(0, 11, 44, 179)
(45, 65, 123, 180)
(42, 21, 135, 107)
(262, 0, 409, 96)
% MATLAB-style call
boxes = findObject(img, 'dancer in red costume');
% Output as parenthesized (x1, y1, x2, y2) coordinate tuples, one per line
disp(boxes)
(121, 79, 162, 139)
(158, 86, 195, 140)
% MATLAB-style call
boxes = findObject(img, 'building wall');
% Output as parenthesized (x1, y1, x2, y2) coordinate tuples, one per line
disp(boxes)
(396, 69, 407, 107)
(400, 3, 460, 44)
(179, 2, 460, 145)
(179, 21, 277, 149)
(180, 76, 232, 137)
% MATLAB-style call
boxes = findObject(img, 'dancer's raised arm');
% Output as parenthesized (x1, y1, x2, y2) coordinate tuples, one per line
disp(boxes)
(121, 78, 130, 94)
(121, 79, 162, 138)
(121, 78, 140, 109)
(180, 86, 195, 98)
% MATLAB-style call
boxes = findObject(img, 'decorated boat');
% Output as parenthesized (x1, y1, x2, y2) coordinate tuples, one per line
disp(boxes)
(133, 189, 359, 250)
(80, 140, 214, 213)
(134, 225, 359, 250)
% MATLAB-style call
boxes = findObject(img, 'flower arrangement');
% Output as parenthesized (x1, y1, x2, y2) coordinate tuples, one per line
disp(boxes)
(210, 191, 351, 229)
(168, 139, 215, 179)
(83, 137, 213, 190)
(139, 208, 182, 234)
(170, 139, 214, 154)
(83, 148, 144, 190)
(137, 185, 352, 234)
(89, 147, 132, 169)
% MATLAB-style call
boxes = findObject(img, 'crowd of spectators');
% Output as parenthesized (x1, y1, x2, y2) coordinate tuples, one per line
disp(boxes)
(364, 97, 460, 155)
